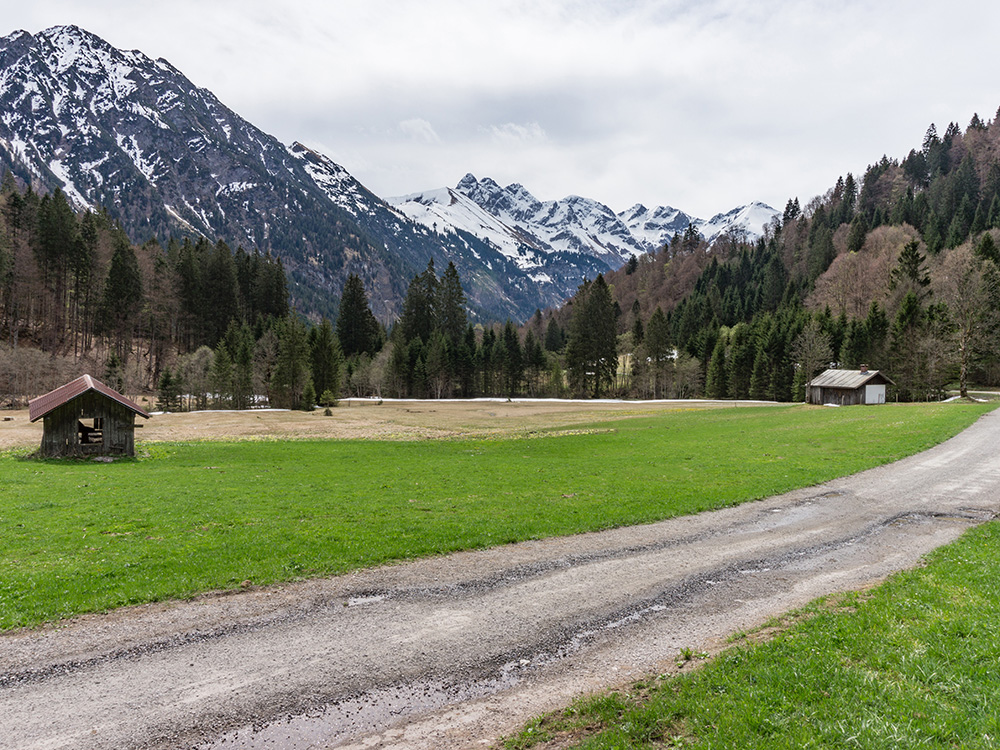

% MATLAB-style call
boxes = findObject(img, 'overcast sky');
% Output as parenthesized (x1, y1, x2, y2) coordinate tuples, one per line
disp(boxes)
(7, 1, 1000, 217)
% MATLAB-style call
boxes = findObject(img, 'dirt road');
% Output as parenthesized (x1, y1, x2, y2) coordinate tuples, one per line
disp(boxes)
(2, 409, 999, 749)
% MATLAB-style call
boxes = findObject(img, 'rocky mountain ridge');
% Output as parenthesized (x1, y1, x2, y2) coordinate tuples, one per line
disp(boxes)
(0, 24, 779, 322)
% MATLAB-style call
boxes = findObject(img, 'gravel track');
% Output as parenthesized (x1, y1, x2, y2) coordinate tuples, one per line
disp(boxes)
(2, 409, 999, 749)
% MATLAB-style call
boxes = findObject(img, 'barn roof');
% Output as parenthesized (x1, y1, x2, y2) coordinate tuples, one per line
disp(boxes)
(807, 368, 895, 390)
(29, 375, 150, 422)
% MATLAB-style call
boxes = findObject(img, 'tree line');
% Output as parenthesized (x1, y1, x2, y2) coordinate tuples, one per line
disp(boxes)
(8, 108, 1000, 407)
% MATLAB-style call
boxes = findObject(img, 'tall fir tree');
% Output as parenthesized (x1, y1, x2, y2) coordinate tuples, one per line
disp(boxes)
(309, 318, 342, 401)
(336, 274, 382, 357)
(566, 275, 618, 397)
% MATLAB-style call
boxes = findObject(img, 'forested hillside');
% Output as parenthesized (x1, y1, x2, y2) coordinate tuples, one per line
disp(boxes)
(536, 110, 1000, 402)
(0, 180, 294, 402)
(6, 110, 1000, 407)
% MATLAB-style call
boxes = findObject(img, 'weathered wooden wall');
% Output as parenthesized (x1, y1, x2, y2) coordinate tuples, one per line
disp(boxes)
(807, 387, 863, 406)
(40, 391, 137, 457)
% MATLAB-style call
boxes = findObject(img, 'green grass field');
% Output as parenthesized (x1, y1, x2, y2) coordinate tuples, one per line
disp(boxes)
(503, 520, 1000, 749)
(0, 402, 993, 629)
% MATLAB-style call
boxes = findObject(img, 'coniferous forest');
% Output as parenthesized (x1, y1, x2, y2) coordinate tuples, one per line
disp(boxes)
(4, 111, 1000, 407)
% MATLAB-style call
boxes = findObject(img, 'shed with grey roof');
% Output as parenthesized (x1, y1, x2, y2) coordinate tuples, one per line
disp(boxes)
(805, 367, 894, 406)
(29, 375, 149, 457)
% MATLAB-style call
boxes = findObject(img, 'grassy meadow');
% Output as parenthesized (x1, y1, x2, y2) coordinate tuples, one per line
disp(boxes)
(0, 402, 993, 629)
(503, 520, 1000, 749)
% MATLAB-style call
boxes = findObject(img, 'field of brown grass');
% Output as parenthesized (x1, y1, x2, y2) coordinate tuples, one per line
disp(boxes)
(0, 398, 770, 450)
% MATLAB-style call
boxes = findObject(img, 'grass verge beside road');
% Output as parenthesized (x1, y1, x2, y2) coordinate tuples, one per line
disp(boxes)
(503, 520, 1000, 749)
(0, 402, 993, 629)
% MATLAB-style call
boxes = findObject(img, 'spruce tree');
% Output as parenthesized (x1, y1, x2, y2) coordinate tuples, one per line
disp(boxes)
(399, 260, 438, 345)
(336, 274, 382, 357)
(204, 240, 240, 346)
(436, 261, 467, 345)
(224, 321, 256, 410)
(544, 318, 564, 352)
(704, 334, 729, 399)
(211, 343, 234, 408)
(424, 330, 450, 398)
(566, 275, 617, 397)
(272, 315, 311, 408)
(644, 307, 671, 398)
(310, 318, 342, 400)
(974, 233, 1000, 265)
(156, 368, 183, 412)
(97, 232, 144, 363)
(891, 240, 931, 302)
(500, 320, 524, 396)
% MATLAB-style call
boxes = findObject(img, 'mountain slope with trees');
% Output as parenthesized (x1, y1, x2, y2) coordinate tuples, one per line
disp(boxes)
(0, 25, 778, 326)
(538, 110, 1000, 402)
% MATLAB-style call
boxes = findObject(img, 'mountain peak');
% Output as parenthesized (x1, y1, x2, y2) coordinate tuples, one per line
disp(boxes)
(456, 173, 479, 191)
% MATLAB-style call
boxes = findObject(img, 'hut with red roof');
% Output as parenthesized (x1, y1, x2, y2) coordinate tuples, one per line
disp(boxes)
(28, 375, 149, 457)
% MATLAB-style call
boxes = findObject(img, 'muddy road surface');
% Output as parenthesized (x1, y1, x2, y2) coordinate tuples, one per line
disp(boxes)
(2, 410, 999, 749)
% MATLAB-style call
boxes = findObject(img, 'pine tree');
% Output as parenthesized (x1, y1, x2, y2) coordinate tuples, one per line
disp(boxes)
(436, 261, 467, 345)
(566, 275, 617, 397)
(156, 368, 183, 412)
(272, 315, 311, 408)
(644, 307, 671, 398)
(310, 318, 342, 400)
(891, 240, 931, 302)
(500, 320, 524, 396)
(97, 231, 144, 363)
(211, 343, 234, 408)
(336, 274, 382, 357)
(704, 333, 729, 399)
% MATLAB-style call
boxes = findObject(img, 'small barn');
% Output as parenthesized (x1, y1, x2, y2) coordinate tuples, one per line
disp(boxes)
(806, 366, 895, 406)
(29, 375, 149, 457)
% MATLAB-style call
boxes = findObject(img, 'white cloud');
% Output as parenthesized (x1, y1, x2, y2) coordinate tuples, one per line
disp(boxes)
(398, 119, 441, 145)
(485, 123, 548, 147)
(6, 1, 1000, 216)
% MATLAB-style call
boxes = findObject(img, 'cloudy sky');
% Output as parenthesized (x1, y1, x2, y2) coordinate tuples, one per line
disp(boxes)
(7, 1, 1000, 217)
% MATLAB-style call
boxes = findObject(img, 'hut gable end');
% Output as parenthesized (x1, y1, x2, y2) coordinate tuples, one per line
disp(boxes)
(28, 375, 149, 457)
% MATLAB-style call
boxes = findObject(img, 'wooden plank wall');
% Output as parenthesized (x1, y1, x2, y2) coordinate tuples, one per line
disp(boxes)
(40, 392, 137, 457)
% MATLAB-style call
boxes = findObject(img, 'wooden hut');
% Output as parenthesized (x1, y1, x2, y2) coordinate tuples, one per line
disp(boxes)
(28, 375, 149, 457)
(805, 366, 894, 406)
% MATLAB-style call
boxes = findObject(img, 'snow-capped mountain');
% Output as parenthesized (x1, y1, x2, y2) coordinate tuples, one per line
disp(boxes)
(698, 202, 780, 243)
(0, 24, 778, 323)
(0, 24, 415, 318)
(288, 143, 570, 317)
(392, 175, 779, 278)
(618, 203, 700, 250)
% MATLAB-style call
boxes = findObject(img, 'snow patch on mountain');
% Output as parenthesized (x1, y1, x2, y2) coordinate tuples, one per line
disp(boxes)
(393, 174, 779, 273)
(388, 185, 542, 269)
(698, 201, 779, 242)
